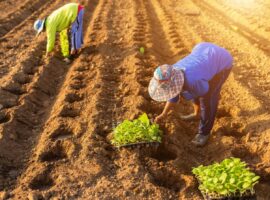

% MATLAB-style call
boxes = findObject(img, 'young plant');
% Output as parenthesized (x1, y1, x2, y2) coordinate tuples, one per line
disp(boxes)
(139, 47, 145, 54)
(111, 113, 162, 147)
(192, 157, 260, 199)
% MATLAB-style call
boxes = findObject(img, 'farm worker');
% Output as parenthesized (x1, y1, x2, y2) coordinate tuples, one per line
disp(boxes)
(33, 3, 84, 63)
(148, 42, 233, 147)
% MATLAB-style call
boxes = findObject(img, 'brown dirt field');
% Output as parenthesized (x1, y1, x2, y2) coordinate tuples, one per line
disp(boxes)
(0, 0, 270, 199)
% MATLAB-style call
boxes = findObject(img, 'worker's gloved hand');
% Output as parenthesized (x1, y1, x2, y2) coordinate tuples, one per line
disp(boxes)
(70, 49, 77, 55)
(63, 57, 71, 64)
(154, 114, 165, 124)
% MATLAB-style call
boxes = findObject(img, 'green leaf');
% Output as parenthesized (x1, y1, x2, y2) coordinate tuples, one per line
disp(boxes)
(252, 176, 260, 182)
(229, 177, 236, 184)
(219, 172, 228, 184)
(111, 113, 162, 146)
(219, 189, 229, 195)
(242, 182, 251, 189)
(213, 177, 218, 184)
(138, 113, 150, 125)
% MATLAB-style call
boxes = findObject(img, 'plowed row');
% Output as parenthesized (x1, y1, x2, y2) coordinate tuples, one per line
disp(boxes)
(0, 0, 270, 199)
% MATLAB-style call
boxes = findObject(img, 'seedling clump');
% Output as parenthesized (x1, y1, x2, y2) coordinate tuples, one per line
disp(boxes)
(192, 157, 260, 199)
(139, 47, 145, 54)
(111, 113, 162, 147)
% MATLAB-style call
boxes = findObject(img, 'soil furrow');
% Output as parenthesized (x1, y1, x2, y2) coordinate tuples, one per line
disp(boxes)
(204, 0, 270, 41)
(193, 0, 270, 55)
(149, 0, 190, 57)
(0, 0, 63, 79)
(0, 57, 68, 193)
(175, 0, 270, 111)
(189, 0, 270, 110)
(9, 0, 113, 198)
(0, 0, 96, 195)
(0, 0, 29, 19)
(0, 0, 52, 38)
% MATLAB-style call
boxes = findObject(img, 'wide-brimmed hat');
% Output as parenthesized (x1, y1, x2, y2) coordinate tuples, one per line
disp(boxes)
(33, 19, 45, 36)
(148, 64, 184, 102)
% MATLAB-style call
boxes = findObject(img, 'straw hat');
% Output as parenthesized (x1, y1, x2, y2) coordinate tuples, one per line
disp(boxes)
(148, 64, 184, 102)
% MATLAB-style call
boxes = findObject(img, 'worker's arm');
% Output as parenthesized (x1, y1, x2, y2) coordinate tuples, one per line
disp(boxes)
(46, 23, 57, 57)
(45, 51, 53, 57)
(154, 101, 177, 123)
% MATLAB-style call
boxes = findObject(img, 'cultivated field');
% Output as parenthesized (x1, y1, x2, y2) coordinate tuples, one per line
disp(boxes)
(0, 0, 270, 199)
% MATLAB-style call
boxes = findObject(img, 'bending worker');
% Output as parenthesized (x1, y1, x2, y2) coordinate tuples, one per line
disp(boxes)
(33, 3, 84, 63)
(148, 42, 233, 147)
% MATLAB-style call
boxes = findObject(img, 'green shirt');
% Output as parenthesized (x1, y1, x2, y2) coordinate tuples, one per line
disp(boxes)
(45, 3, 78, 52)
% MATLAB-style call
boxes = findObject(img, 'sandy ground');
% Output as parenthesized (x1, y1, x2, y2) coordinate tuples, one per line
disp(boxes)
(0, 0, 270, 199)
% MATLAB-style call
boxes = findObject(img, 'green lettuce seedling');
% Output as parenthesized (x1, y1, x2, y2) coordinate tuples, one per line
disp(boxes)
(139, 47, 145, 54)
(192, 157, 260, 198)
(111, 113, 162, 147)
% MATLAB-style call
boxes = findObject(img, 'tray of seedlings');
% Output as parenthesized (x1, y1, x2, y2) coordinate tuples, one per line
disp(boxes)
(110, 113, 162, 150)
(192, 157, 260, 200)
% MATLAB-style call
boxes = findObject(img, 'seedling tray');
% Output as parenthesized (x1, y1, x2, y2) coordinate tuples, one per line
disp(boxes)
(192, 158, 259, 200)
(116, 141, 161, 149)
(202, 191, 256, 200)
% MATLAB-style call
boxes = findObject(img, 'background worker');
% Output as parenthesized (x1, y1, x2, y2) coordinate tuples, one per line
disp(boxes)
(148, 42, 233, 147)
(33, 3, 84, 63)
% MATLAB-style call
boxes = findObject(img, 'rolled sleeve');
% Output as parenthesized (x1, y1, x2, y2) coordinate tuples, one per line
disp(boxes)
(181, 91, 195, 101)
(168, 95, 179, 103)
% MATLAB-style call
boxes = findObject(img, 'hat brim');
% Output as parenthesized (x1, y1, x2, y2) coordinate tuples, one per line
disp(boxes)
(36, 20, 45, 36)
(148, 69, 184, 102)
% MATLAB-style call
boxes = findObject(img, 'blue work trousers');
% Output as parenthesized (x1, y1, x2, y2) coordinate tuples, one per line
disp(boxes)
(70, 9, 84, 51)
(195, 68, 232, 136)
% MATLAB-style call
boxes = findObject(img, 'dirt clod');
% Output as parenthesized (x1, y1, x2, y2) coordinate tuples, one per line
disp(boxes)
(29, 172, 54, 191)
(0, 111, 10, 124)
(0, 191, 8, 200)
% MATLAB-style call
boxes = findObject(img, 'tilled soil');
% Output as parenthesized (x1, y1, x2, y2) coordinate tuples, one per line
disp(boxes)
(0, 0, 270, 199)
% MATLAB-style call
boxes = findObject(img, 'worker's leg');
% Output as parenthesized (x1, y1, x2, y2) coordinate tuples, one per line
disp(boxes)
(70, 8, 84, 54)
(180, 98, 200, 120)
(76, 8, 84, 49)
(193, 99, 200, 116)
(60, 29, 70, 58)
(192, 68, 232, 146)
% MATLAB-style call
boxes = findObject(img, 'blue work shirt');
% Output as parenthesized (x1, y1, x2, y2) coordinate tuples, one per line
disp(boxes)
(169, 42, 233, 102)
